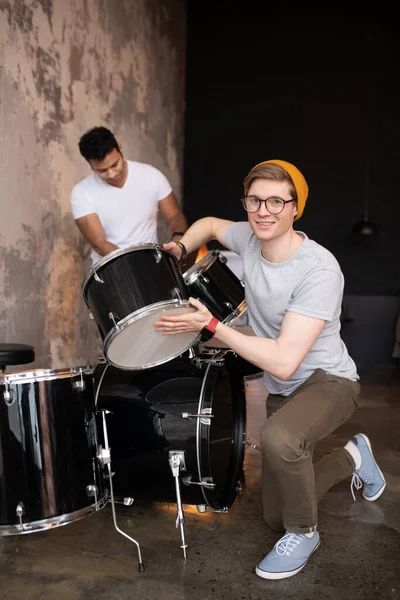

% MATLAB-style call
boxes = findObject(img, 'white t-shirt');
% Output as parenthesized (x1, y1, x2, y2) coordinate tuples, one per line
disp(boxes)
(71, 160, 172, 263)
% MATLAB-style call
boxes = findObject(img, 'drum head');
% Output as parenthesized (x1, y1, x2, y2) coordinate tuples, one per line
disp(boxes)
(104, 302, 200, 370)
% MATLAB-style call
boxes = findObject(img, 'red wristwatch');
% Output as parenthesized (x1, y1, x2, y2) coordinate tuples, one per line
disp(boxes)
(200, 317, 219, 341)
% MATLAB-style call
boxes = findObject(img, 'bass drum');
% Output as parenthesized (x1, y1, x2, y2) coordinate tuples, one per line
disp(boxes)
(96, 350, 247, 511)
(0, 367, 107, 535)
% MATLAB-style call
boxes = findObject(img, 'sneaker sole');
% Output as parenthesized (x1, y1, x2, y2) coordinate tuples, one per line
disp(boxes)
(357, 433, 386, 502)
(255, 541, 321, 580)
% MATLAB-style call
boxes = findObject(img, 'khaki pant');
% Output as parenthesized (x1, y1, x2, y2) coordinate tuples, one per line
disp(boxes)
(260, 369, 361, 534)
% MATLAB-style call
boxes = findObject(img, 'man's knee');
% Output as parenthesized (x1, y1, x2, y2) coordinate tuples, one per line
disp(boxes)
(260, 420, 302, 463)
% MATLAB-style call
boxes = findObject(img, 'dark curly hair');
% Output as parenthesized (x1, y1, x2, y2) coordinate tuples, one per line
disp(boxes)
(78, 126, 119, 161)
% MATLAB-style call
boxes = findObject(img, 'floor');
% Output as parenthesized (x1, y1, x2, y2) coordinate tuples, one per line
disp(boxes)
(0, 361, 399, 600)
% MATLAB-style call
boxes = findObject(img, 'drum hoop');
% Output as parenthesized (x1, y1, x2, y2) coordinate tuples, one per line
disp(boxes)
(0, 494, 108, 536)
(183, 250, 218, 284)
(82, 243, 175, 294)
(0, 366, 94, 385)
(103, 299, 200, 370)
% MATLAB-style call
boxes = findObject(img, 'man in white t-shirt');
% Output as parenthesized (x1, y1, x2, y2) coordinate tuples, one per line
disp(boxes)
(70, 126, 188, 264)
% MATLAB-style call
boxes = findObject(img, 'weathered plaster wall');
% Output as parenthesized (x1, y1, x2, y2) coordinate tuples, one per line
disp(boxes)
(0, 0, 187, 369)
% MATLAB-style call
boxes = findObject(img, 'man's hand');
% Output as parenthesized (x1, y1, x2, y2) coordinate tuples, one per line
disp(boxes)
(154, 297, 212, 335)
(163, 241, 182, 261)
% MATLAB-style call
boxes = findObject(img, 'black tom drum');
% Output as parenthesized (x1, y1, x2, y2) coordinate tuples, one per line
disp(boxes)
(183, 250, 247, 325)
(82, 244, 199, 371)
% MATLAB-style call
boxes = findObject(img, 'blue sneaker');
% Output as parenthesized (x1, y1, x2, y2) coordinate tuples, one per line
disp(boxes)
(255, 531, 320, 580)
(349, 433, 386, 502)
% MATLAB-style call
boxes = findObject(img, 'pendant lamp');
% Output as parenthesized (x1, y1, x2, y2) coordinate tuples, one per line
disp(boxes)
(352, 23, 378, 236)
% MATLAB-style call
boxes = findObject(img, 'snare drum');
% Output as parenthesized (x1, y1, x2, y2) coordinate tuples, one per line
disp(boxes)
(82, 244, 200, 371)
(0, 366, 107, 535)
(183, 250, 247, 325)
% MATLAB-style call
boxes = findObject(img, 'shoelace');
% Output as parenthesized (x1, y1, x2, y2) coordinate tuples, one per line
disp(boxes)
(350, 473, 363, 501)
(275, 533, 305, 556)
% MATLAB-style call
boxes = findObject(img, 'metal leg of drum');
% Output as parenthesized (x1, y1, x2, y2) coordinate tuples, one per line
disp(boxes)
(168, 451, 188, 560)
(99, 410, 145, 572)
(94, 363, 109, 408)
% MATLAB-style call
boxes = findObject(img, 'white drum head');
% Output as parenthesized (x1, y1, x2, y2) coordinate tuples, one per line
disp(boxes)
(105, 304, 199, 370)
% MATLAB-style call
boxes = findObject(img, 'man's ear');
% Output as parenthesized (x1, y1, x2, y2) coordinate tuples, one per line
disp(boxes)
(118, 143, 123, 155)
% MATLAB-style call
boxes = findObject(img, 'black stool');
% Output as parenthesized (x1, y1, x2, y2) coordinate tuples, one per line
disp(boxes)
(0, 343, 35, 373)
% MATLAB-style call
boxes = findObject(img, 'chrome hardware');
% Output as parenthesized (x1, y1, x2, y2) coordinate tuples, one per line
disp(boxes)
(86, 484, 98, 497)
(192, 354, 225, 369)
(172, 287, 184, 302)
(181, 408, 213, 425)
(3, 383, 14, 405)
(97, 444, 111, 466)
(108, 312, 120, 329)
(16, 502, 25, 526)
(224, 301, 234, 311)
(98, 409, 145, 572)
(113, 497, 134, 506)
(197, 505, 228, 514)
(92, 269, 104, 284)
(181, 474, 216, 489)
(154, 247, 163, 263)
(168, 451, 188, 559)
(240, 279, 245, 287)
(73, 372, 86, 391)
(200, 274, 210, 284)
(218, 251, 227, 264)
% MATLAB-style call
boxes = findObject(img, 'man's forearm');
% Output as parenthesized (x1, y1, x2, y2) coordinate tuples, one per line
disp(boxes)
(92, 240, 119, 256)
(179, 217, 218, 254)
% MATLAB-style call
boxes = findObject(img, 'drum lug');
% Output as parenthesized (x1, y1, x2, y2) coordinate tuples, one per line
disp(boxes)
(153, 247, 163, 263)
(216, 250, 227, 264)
(108, 312, 121, 329)
(92, 268, 104, 284)
(15, 501, 25, 528)
(86, 484, 98, 497)
(2, 383, 14, 405)
(200, 274, 210, 284)
(73, 373, 86, 391)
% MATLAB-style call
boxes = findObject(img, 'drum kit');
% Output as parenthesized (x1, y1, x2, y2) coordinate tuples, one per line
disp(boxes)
(0, 243, 250, 571)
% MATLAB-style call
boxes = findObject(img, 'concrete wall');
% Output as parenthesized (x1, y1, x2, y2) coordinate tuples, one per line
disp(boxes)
(0, 0, 187, 370)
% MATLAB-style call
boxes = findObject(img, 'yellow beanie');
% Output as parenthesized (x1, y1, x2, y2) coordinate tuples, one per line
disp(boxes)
(252, 159, 309, 221)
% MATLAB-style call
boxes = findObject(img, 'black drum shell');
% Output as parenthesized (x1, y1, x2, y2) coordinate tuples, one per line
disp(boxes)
(82, 244, 190, 341)
(183, 250, 247, 324)
(0, 367, 106, 533)
(96, 350, 247, 510)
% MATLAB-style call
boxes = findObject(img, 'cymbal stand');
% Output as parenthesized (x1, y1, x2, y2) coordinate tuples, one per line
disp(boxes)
(168, 451, 188, 559)
(98, 409, 145, 572)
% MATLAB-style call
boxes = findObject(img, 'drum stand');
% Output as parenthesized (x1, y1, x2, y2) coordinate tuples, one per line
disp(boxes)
(98, 409, 145, 572)
(168, 451, 188, 559)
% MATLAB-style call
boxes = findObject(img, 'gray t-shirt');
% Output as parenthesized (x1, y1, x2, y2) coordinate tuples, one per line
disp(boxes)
(224, 222, 358, 396)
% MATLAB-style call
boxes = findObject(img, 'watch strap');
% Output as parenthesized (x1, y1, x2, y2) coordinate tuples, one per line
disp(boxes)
(200, 316, 219, 341)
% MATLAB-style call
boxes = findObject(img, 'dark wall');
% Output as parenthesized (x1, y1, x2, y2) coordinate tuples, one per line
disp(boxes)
(183, 5, 400, 362)
(183, 5, 400, 296)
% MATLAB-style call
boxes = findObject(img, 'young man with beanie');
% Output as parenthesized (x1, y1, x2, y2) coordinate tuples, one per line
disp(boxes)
(155, 159, 386, 580)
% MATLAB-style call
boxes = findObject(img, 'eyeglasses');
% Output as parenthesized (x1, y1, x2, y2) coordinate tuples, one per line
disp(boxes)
(241, 196, 296, 214)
